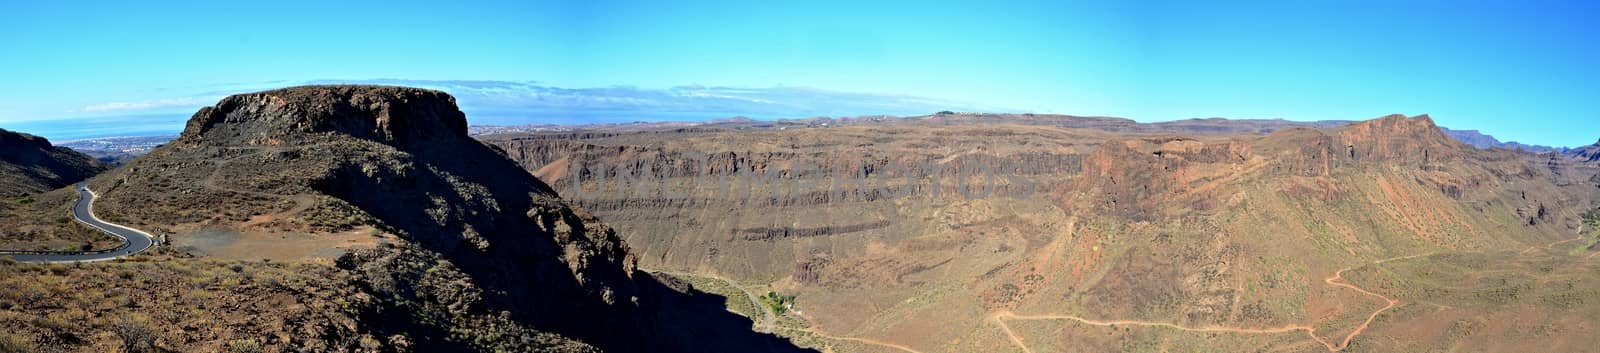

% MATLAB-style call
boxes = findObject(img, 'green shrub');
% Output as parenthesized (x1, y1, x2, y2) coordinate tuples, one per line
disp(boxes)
(15, 197, 34, 205)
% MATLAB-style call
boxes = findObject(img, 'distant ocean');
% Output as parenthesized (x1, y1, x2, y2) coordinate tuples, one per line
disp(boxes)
(2, 108, 759, 142)
(465, 108, 755, 126)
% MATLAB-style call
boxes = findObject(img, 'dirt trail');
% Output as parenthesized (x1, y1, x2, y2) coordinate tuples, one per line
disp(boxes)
(1315, 252, 1432, 350)
(992, 252, 1434, 352)
(795, 328, 925, 353)
(990, 313, 1036, 353)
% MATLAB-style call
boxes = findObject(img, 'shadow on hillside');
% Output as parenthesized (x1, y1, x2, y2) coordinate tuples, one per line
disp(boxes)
(315, 136, 816, 353)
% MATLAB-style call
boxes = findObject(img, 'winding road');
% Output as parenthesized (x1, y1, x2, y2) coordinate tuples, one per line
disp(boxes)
(3, 183, 155, 263)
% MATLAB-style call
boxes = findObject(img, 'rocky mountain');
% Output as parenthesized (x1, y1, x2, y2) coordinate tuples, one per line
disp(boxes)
(79, 85, 808, 352)
(0, 128, 108, 197)
(1568, 139, 1600, 163)
(1441, 128, 1561, 152)
(485, 113, 1600, 352)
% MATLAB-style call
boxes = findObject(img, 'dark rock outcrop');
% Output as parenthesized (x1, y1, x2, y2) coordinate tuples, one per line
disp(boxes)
(178, 85, 473, 151)
(0, 128, 108, 197)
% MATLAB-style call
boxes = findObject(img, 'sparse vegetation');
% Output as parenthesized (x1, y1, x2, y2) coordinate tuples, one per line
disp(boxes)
(0, 256, 383, 352)
(0, 188, 122, 251)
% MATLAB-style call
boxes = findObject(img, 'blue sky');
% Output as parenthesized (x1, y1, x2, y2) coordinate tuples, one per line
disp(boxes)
(1, 0, 1597, 146)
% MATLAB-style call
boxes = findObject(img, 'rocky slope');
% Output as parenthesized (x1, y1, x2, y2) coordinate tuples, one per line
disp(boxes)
(67, 85, 807, 352)
(484, 113, 1600, 352)
(0, 128, 107, 197)
(1568, 139, 1600, 163)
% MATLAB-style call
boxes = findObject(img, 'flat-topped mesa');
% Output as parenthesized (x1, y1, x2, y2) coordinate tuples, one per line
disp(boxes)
(1259, 114, 1466, 168)
(1335, 113, 1466, 161)
(177, 85, 469, 148)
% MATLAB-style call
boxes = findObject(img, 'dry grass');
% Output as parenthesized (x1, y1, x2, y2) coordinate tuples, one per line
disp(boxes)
(0, 253, 375, 352)
(0, 188, 122, 251)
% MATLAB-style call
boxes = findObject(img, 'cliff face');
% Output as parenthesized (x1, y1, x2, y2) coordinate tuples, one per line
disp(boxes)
(0, 128, 108, 197)
(1334, 114, 1467, 162)
(91, 85, 808, 352)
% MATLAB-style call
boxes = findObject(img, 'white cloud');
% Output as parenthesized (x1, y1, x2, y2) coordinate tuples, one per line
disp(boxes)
(81, 97, 210, 113)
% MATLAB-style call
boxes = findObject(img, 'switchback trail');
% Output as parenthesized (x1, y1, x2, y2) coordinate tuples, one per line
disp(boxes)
(992, 252, 1434, 352)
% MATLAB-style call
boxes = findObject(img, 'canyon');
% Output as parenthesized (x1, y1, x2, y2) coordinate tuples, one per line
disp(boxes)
(483, 112, 1600, 352)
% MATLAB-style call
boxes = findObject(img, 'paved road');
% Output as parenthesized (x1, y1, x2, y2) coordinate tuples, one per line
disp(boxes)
(4, 183, 155, 263)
